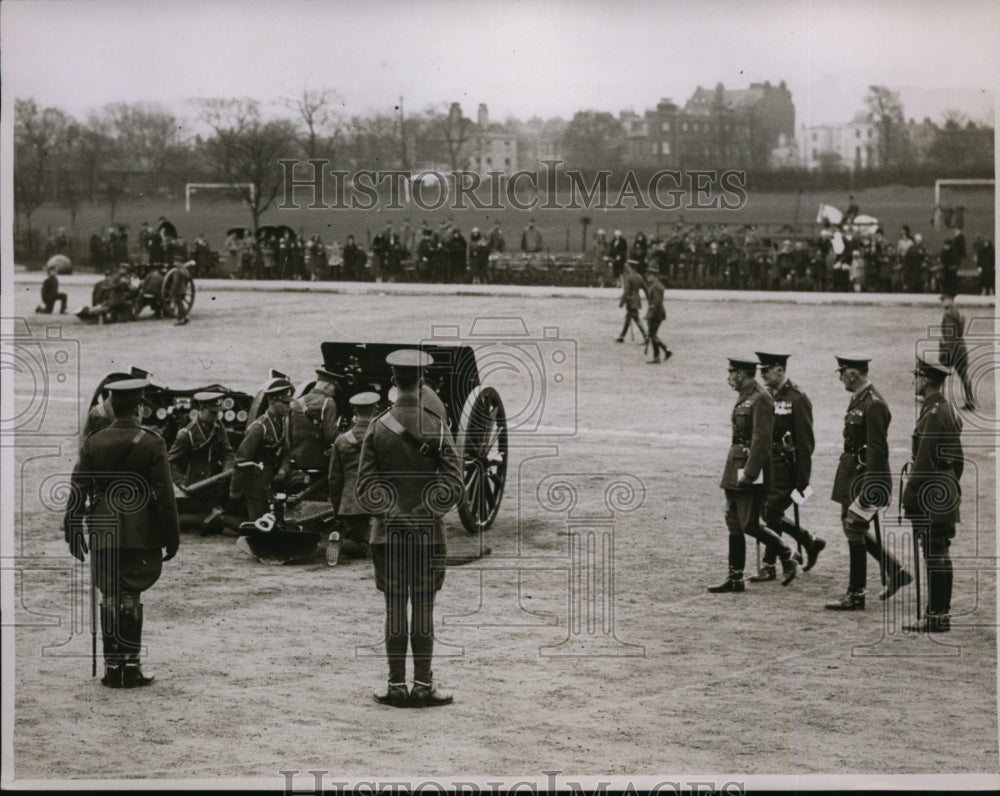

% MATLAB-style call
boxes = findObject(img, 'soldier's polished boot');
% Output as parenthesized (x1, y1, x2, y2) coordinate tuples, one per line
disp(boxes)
(824, 589, 866, 610)
(779, 551, 798, 586)
(748, 563, 777, 582)
(120, 605, 154, 688)
(904, 611, 951, 633)
(100, 603, 126, 688)
(707, 568, 745, 593)
(409, 680, 453, 708)
(373, 682, 410, 708)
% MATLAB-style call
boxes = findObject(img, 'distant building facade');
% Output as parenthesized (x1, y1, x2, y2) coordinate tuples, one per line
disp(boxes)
(799, 113, 876, 171)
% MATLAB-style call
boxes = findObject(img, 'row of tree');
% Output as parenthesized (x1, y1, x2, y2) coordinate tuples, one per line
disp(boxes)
(14, 86, 993, 242)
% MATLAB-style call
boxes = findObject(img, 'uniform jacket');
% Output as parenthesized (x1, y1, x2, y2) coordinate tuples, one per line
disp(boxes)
(620, 270, 646, 310)
(357, 390, 463, 546)
(644, 277, 665, 323)
(769, 378, 815, 492)
(902, 392, 963, 523)
(831, 382, 892, 507)
(608, 236, 628, 265)
(720, 381, 774, 490)
(82, 398, 115, 443)
(328, 416, 371, 516)
(65, 418, 180, 552)
(232, 411, 290, 500)
(168, 417, 235, 487)
(939, 305, 967, 361)
(288, 386, 341, 470)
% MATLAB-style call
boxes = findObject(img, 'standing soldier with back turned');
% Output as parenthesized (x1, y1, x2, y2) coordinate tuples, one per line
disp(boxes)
(328, 391, 380, 561)
(64, 378, 180, 688)
(357, 350, 463, 708)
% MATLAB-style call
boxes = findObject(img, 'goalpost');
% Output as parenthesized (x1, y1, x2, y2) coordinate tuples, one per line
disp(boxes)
(185, 183, 256, 212)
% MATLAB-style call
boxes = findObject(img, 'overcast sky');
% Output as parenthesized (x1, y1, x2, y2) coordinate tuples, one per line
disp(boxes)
(4, 0, 998, 131)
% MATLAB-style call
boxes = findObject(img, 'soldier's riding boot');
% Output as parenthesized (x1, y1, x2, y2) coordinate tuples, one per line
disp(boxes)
(708, 534, 745, 593)
(866, 535, 912, 600)
(905, 555, 953, 633)
(120, 605, 155, 688)
(748, 525, 797, 585)
(825, 543, 867, 610)
(99, 603, 126, 688)
(775, 516, 814, 566)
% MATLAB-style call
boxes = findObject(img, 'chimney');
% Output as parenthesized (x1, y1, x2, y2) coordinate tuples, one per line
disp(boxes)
(478, 103, 488, 128)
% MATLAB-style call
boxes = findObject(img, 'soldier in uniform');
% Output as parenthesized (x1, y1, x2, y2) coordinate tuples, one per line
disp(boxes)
(328, 391, 380, 561)
(229, 378, 294, 523)
(709, 356, 798, 593)
(643, 265, 671, 364)
(608, 230, 628, 286)
(825, 355, 911, 611)
(939, 292, 975, 410)
(82, 367, 154, 443)
(750, 352, 825, 582)
(357, 350, 463, 708)
(64, 378, 180, 688)
(168, 392, 235, 532)
(170, 260, 193, 325)
(616, 260, 648, 344)
(288, 368, 343, 489)
(901, 355, 963, 633)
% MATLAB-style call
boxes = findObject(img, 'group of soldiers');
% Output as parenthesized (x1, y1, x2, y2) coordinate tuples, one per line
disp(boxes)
(710, 335, 968, 634)
(594, 223, 995, 295)
(66, 353, 463, 707)
(83, 260, 193, 325)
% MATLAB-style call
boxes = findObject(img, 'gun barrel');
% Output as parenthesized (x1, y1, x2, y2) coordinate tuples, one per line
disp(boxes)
(183, 468, 235, 494)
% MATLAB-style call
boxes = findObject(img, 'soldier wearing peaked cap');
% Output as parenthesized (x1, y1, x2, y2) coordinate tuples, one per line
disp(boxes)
(357, 349, 463, 708)
(901, 355, 963, 633)
(64, 378, 180, 688)
(168, 391, 235, 532)
(825, 355, 910, 611)
(230, 378, 294, 523)
(751, 352, 825, 581)
(288, 367, 343, 482)
(708, 357, 798, 594)
(616, 260, 648, 345)
(327, 391, 381, 561)
(82, 367, 154, 443)
(643, 265, 671, 364)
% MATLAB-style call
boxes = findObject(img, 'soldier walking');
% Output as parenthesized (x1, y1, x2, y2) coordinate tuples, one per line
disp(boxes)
(644, 265, 671, 364)
(357, 350, 463, 708)
(708, 356, 798, 593)
(901, 355, 963, 632)
(750, 352, 825, 582)
(825, 355, 911, 611)
(64, 378, 180, 688)
(616, 260, 648, 344)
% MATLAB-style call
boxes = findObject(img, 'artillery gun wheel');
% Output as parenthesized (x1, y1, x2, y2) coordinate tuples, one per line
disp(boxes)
(162, 268, 196, 318)
(456, 385, 508, 534)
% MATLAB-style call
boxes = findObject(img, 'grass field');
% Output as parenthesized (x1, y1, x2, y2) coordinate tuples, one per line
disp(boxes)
(22, 183, 996, 267)
(7, 280, 998, 786)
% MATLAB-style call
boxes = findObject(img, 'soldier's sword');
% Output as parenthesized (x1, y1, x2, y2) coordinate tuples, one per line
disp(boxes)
(793, 503, 803, 559)
(873, 512, 886, 586)
(89, 534, 97, 678)
(913, 527, 922, 621)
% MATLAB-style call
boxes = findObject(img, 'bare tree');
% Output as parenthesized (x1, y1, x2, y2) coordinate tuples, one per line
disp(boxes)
(419, 102, 474, 172)
(198, 98, 300, 232)
(284, 87, 344, 161)
(865, 85, 908, 170)
(562, 110, 625, 171)
(14, 99, 71, 248)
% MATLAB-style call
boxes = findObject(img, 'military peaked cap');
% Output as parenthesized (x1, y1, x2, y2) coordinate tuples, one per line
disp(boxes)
(105, 378, 149, 395)
(315, 367, 345, 384)
(193, 391, 225, 408)
(264, 378, 294, 397)
(915, 354, 952, 381)
(835, 354, 871, 371)
(727, 356, 758, 371)
(386, 349, 434, 369)
(756, 352, 790, 368)
(349, 391, 381, 408)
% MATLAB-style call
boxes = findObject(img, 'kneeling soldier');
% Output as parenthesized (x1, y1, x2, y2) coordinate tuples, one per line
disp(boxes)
(168, 391, 235, 532)
(709, 356, 798, 593)
(328, 391, 381, 560)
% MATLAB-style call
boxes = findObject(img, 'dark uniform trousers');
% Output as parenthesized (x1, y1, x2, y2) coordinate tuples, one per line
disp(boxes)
(831, 384, 904, 594)
(903, 392, 963, 616)
(65, 419, 179, 685)
(761, 380, 815, 564)
(720, 382, 793, 574)
(357, 392, 462, 686)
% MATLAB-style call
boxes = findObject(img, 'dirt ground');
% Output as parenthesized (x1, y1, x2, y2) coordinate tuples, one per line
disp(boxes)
(6, 280, 998, 787)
